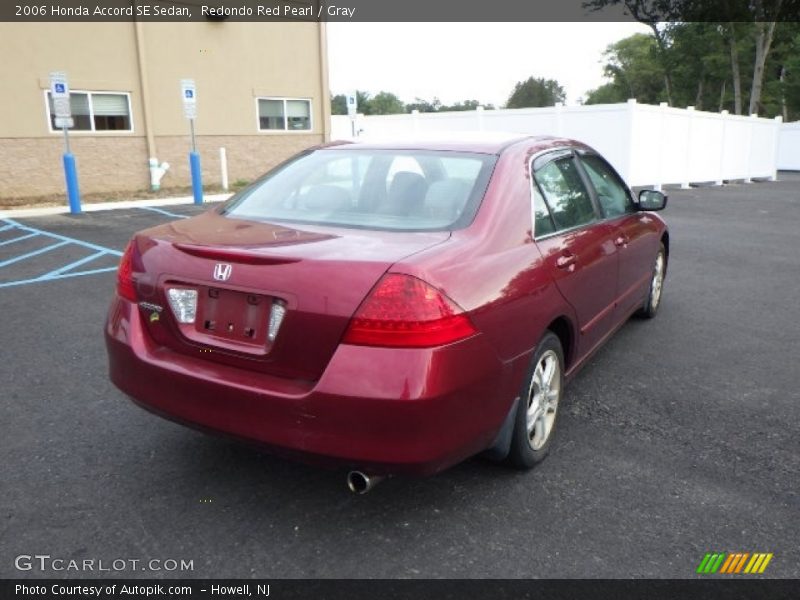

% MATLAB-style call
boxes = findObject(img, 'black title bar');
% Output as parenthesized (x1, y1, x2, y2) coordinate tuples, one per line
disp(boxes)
(3, 579, 800, 600)
(2, 0, 800, 22)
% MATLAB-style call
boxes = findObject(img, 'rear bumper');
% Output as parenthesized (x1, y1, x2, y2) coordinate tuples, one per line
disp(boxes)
(105, 297, 515, 476)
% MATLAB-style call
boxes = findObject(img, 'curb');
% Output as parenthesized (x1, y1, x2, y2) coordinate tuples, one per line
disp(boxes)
(0, 193, 234, 219)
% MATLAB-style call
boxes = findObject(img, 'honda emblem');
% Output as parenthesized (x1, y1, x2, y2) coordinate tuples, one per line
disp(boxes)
(213, 263, 232, 281)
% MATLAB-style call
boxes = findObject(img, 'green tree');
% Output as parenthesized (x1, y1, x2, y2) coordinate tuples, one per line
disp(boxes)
(784, 34, 800, 119)
(355, 91, 373, 115)
(747, 1, 785, 115)
(406, 98, 496, 113)
(584, 33, 668, 105)
(330, 90, 375, 115)
(334, 93, 498, 116)
(440, 99, 481, 111)
(768, 25, 800, 120)
(604, 34, 667, 103)
(368, 91, 405, 115)
(506, 77, 566, 108)
(584, 82, 627, 104)
(584, 0, 685, 104)
(331, 94, 347, 115)
(584, 0, 790, 115)
(406, 97, 442, 113)
(667, 22, 730, 110)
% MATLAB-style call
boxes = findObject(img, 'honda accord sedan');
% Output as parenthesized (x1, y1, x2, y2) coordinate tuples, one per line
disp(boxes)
(105, 135, 668, 492)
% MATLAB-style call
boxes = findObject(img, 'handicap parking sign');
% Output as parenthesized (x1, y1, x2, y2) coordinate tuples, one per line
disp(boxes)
(49, 72, 70, 100)
(180, 79, 197, 119)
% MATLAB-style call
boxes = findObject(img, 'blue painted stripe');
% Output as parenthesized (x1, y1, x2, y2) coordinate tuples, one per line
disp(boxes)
(0, 224, 14, 232)
(55, 266, 118, 278)
(39, 251, 109, 279)
(0, 266, 118, 289)
(139, 206, 189, 219)
(1, 219, 123, 256)
(0, 241, 69, 268)
(0, 233, 38, 246)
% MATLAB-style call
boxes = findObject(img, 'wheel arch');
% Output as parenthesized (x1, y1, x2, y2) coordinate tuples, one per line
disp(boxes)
(660, 229, 670, 275)
(483, 313, 575, 462)
(546, 315, 575, 371)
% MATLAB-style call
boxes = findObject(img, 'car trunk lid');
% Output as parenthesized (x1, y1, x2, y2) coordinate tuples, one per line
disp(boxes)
(131, 211, 449, 381)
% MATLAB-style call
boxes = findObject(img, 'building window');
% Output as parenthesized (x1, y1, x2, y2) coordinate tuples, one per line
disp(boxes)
(257, 97, 311, 131)
(46, 91, 132, 132)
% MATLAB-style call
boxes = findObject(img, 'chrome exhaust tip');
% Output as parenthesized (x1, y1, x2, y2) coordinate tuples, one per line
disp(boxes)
(346, 471, 384, 494)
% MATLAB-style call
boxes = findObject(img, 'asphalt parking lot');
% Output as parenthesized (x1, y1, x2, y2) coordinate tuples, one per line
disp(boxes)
(1, 177, 798, 579)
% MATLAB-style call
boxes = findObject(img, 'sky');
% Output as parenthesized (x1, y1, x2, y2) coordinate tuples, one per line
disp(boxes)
(326, 22, 650, 107)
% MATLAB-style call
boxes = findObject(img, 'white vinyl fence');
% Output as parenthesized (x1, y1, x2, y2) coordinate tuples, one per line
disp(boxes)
(332, 100, 786, 188)
(777, 122, 800, 170)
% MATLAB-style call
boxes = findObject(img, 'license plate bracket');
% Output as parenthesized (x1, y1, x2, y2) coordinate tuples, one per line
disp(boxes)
(196, 286, 270, 348)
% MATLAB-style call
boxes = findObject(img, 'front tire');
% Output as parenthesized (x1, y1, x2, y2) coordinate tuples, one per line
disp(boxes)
(638, 242, 666, 319)
(508, 331, 565, 469)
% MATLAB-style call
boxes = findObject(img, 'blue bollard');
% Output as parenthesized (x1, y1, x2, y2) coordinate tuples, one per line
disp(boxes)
(189, 151, 203, 205)
(63, 152, 81, 214)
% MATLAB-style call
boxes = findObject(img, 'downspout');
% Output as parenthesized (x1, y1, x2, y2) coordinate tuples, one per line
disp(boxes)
(133, 16, 168, 189)
(318, 21, 331, 143)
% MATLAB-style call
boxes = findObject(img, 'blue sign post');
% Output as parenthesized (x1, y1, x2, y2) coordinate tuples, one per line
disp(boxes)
(189, 146, 202, 205)
(51, 72, 81, 214)
(181, 79, 203, 205)
(62, 144, 80, 214)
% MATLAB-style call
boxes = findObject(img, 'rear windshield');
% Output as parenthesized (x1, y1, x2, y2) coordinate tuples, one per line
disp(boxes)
(220, 149, 497, 231)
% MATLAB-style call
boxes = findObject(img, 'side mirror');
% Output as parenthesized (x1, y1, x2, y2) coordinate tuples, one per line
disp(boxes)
(638, 189, 667, 211)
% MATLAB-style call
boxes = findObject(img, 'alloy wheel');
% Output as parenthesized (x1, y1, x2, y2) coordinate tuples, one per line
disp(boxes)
(651, 252, 665, 311)
(526, 349, 561, 450)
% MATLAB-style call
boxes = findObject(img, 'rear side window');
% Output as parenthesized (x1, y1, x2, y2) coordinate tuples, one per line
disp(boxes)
(534, 157, 597, 231)
(221, 149, 496, 232)
(531, 184, 556, 238)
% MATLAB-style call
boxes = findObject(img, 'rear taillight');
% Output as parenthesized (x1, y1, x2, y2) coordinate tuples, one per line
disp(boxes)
(117, 240, 137, 302)
(342, 274, 477, 348)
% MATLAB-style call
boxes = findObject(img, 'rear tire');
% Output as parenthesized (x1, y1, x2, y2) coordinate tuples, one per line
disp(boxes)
(637, 242, 666, 319)
(507, 331, 565, 469)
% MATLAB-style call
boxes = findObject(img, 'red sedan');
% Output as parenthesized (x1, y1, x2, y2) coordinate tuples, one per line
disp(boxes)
(105, 135, 668, 492)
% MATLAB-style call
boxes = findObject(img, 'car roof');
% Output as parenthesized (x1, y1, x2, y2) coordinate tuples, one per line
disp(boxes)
(320, 133, 576, 155)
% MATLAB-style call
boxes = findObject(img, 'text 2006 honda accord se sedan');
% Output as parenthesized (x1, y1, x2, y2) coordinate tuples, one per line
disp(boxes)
(105, 134, 668, 492)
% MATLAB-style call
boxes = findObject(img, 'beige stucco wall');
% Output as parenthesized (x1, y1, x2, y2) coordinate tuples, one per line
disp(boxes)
(154, 133, 322, 188)
(0, 136, 150, 198)
(0, 21, 329, 201)
(0, 23, 143, 139)
(0, 134, 322, 199)
(140, 23, 326, 138)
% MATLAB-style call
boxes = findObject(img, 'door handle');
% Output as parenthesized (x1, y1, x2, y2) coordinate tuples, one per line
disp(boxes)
(614, 235, 629, 247)
(556, 253, 577, 270)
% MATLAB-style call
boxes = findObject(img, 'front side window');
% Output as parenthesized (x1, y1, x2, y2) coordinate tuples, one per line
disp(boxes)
(534, 157, 597, 231)
(579, 154, 635, 218)
(47, 91, 131, 132)
(258, 98, 311, 131)
(221, 149, 496, 232)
